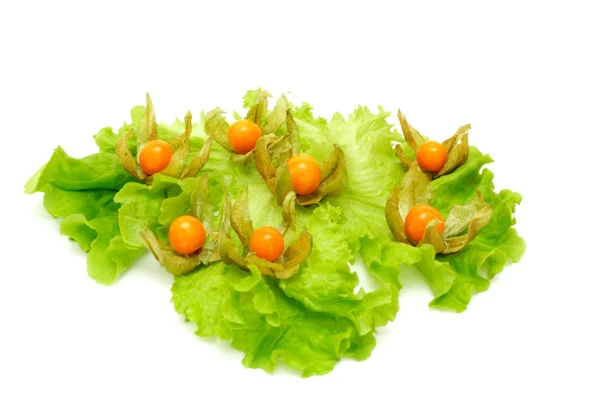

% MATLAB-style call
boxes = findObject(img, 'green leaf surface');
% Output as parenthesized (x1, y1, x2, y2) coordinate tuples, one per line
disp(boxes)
(27, 88, 526, 376)
(114, 174, 200, 247)
(25, 147, 135, 194)
(172, 263, 378, 377)
(40, 185, 145, 285)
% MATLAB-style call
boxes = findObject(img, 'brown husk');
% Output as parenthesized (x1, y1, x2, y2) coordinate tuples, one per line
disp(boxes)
(385, 163, 492, 254)
(137, 175, 220, 275)
(220, 188, 311, 279)
(396, 109, 470, 178)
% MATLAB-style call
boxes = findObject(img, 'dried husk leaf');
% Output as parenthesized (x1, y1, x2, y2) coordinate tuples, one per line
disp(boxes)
(394, 143, 413, 169)
(255, 132, 293, 193)
(196, 241, 221, 264)
(274, 265, 300, 279)
(220, 234, 249, 270)
(397, 109, 471, 178)
(385, 186, 409, 244)
(254, 134, 280, 193)
(245, 90, 271, 125)
(281, 229, 312, 269)
(230, 187, 254, 249)
(245, 254, 285, 272)
(386, 162, 436, 246)
(180, 137, 212, 179)
(218, 194, 274, 277)
(218, 188, 308, 279)
(230, 151, 255, 164)
(319, 144, 344, 182)
(218, 192, 248, 269)
(285, 109, 301, 156)
(434, 124, 470, 178)
(116, 129, 146, 180)
(261, 95, 289, 135)
(204, 107, 231, 150)
(418, 219, 447, 253)
(137, 175, 221, 274)
(397, 162, 432, 220)
(442, 194, 479, 237)
(137, 93, 158, 155)
(296, 145, 348, 205)
(161, 111, 192, 178)
(167, 112, 192, 149)
(138, 227, 211, 275)
(243, 229, 311, 279)
(280, 192, 297, 243)
(188, 175, 212, 229)
(219, 242, 270, 277)
(275, 162, 295, 206)
(398, 109, 425, 152)
(268, 132, 293, 156)
(441, 191, 492, 254)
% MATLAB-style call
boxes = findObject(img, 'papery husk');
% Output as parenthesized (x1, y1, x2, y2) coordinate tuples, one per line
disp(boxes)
(137, 176, 220, 275)
(116, 129, 147, 180)
(254, 134, 291, 193)
(245, 90, 270, 126)
(118, 96, 212, 182)
(385, 164, 492, 254)
(273, 143, 348, 206)
(138, 227, 219, 275)
(440, 190, 492, 254)
(180, 137, 212, 179)
(204, 107, 231, 150)
(161, 111, 192, 178)
(219, 188, 311, 279)
(205, 93, 289, 163)
(396, 110, 470, 178)
(137, 93, 158, 155)
(385, 163, 431, 244)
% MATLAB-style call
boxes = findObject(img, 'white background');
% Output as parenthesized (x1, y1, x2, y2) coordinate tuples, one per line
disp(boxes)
(1, 1, 599, 399)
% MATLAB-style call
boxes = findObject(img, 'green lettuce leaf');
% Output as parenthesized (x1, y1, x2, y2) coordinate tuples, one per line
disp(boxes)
(369, 148, 526, 312)
(172, 263, 377, 377)
(292, 104, 404, 249)
(94, 106, 145, 152)
(25, 147, 136, 194)
(114, 174, 205, 247)
(279, 203, 399, 335)
(39, 184, 145, 285)
(25, 145, 146, 285)
(27, 89, 526, 377)
(94, 105, 209, 167)
(68, 214, 145, 285)
(427, 170, 526, 311)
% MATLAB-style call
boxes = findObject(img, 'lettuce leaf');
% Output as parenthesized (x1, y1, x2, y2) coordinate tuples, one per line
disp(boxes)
(279, 203, 399, 335)
(27, 89, 526, 376)
(292, 104, 404, 249)
(94, 106, 209, 167)
(25, 146, 146, 284)
(360, 148, 526, 312)
(168, 94, 400, 374)
(94, 105, 145, 152)
(114, 174, 212, 247)
(39, 184, 144, 285)
(427, 171, 526, 311)
(172, 263, 377, 377)
(25, 147, 136, 194)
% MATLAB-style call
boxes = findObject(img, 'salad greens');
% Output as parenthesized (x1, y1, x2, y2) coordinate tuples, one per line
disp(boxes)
(385, 162, 493, 254)
(25, 151, 144, 285)
(219, 189, 312, 279)
(396, 109, 470, 178)
(25, 88, 525, 375)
